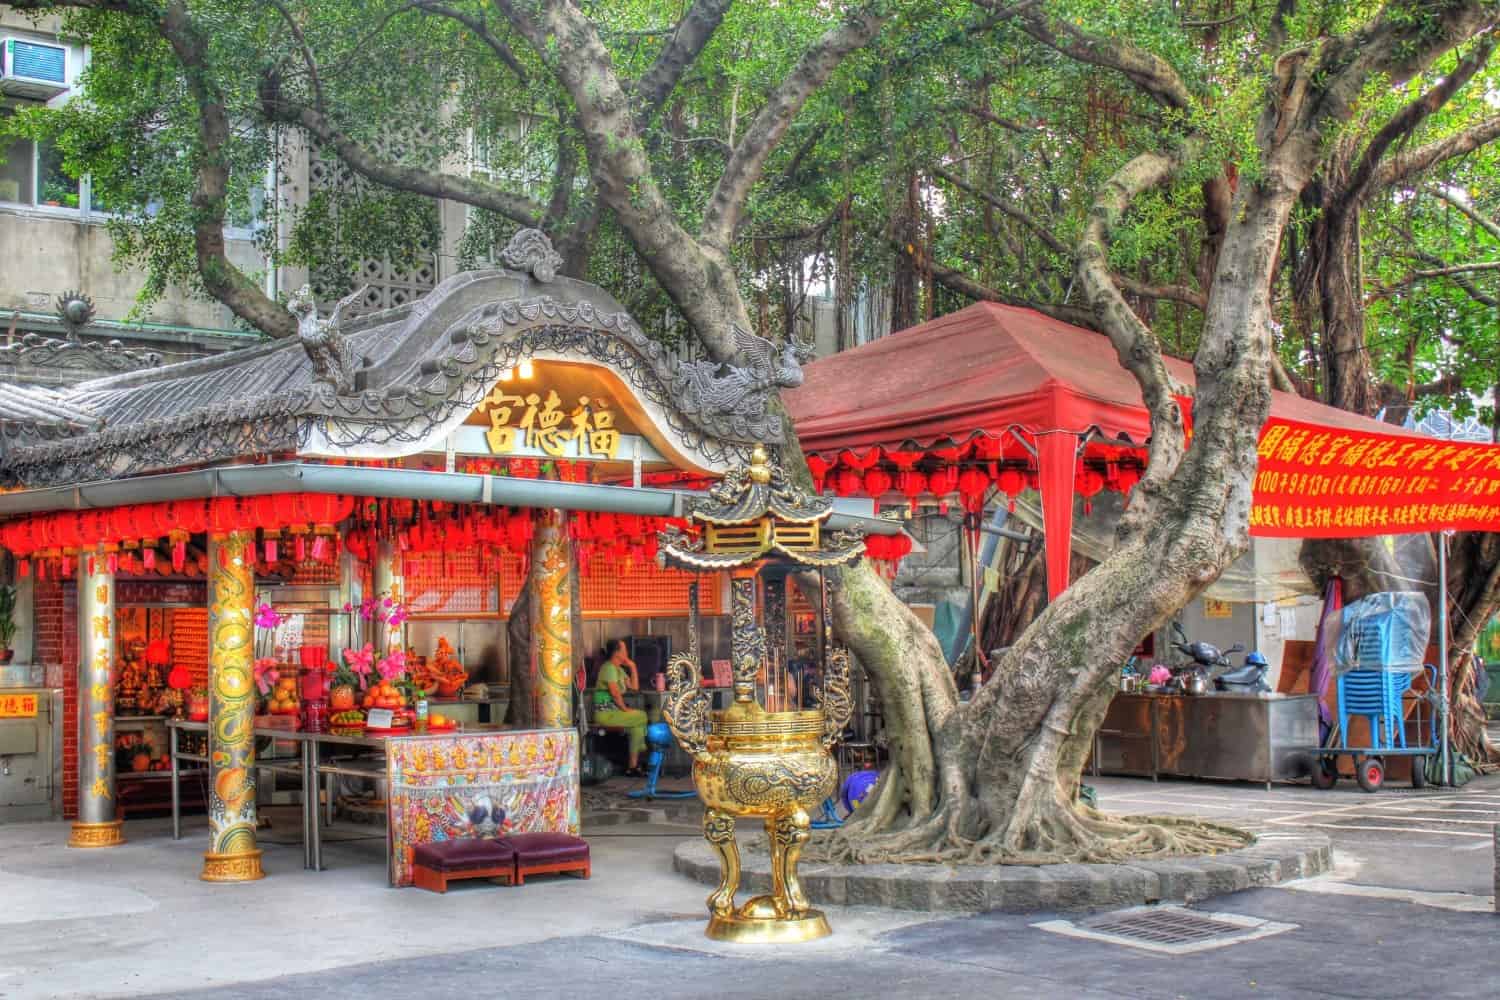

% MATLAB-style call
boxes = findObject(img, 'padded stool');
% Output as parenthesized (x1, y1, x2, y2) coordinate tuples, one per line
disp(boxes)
(411, 838, 517, 893)
(503, 832, 591, 884)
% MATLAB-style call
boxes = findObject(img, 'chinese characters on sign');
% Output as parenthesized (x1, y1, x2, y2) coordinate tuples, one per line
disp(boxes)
(1250, 416, 1500, 537)
(0, 693, 38, 718)
(478, 386, 621, 460)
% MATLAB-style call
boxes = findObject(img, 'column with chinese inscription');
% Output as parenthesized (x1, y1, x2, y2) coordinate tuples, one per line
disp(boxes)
(372, 538, 404, 655)
(201, 531, 264, 882)
(68, 555, 124, 848)
(529, 509, 574, 727)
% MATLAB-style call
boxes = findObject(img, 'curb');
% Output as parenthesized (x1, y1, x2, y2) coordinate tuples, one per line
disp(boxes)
(671, 824, 1332, 914)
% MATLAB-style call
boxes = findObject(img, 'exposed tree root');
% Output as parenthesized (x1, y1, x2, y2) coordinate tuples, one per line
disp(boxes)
(809, 803, 1249, 867)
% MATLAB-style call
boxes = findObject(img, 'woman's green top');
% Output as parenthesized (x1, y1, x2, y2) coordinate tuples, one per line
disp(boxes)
(595, 661, 627, 707)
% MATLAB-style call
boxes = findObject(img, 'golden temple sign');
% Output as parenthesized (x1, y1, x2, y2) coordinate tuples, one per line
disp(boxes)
(477, 386, 620, 460)
(0, 693, 38, 718)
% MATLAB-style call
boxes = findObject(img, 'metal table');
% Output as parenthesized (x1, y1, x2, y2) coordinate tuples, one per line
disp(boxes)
(168, 720, 548, 874)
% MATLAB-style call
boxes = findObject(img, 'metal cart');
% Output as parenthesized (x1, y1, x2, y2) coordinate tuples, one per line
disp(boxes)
(1306, 663, 1440, 793)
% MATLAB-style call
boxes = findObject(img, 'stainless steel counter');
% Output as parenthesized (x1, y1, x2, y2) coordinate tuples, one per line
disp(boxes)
(1090, 691, 1319, 788)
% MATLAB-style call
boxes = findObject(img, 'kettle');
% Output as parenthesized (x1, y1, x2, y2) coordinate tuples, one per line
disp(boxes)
(1179, 669, 1210, 696)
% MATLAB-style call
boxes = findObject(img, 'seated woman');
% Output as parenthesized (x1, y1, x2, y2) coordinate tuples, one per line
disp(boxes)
(593, 639, 648, 776)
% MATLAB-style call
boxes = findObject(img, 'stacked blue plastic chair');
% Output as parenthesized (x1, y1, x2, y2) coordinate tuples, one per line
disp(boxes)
(1337, 669, 1412, 749)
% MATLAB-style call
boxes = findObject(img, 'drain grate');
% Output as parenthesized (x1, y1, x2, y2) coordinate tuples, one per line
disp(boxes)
(1034, 906, 1296, 955)
(1083, 908, 1246, 945)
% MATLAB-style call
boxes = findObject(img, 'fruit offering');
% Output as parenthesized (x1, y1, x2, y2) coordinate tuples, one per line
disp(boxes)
(330, 709, 366, 726)
(266, 676, 300, 715)
(329, 683, 357, 712)
(362, 680, 406, 711)
(413, 636, 468, 696)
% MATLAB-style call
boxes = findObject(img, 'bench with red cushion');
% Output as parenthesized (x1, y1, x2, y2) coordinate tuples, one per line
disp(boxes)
(411, 838, 518, 893)
(501, 831, 591, 884)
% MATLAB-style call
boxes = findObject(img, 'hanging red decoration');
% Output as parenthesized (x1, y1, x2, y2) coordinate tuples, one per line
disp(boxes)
(896, 469, 927, 513)
(1077, 462, 1106, 515)
(957, 467, 991, 514)
(838, 449, 879, 471)
(886, 449, 924, 471)
(805, 454, 832, 494)
(830, 467, 863, 498)
(926, 466, 960, 514)
(862, 466, 893, 500)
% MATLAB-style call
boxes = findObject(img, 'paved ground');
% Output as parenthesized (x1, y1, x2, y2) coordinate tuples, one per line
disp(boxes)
(0, 771, 1495, 1000)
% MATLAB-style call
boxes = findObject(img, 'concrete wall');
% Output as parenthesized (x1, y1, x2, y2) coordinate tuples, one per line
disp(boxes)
(0, 207, 264, 331)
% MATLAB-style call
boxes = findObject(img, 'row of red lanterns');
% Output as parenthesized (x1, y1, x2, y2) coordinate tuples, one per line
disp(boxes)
(808, 453, 1145, 514)
(0, 494, 355, 571)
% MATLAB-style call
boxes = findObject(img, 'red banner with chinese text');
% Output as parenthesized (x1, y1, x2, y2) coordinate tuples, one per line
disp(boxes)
(1251, 416, 1500, 537)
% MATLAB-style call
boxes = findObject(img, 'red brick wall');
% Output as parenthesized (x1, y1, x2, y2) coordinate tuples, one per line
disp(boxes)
(34, 578, 78, 819)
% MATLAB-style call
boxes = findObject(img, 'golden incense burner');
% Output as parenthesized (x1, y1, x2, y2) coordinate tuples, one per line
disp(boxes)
(665, 649, 851, 943)
(659, 444, 865, 942)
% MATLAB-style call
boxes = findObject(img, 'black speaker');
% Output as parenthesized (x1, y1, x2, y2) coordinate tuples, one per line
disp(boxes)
(628, 635, 671, 689)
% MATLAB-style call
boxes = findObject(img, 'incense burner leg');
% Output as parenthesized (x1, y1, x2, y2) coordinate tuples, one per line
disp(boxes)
(775, 807, 813, 915)
(703, 808, 740, 918)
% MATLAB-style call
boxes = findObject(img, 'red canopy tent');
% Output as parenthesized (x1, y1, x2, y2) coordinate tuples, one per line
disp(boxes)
(785, 301, 1498, 599)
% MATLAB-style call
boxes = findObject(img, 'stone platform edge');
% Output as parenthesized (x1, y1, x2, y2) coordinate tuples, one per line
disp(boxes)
(672, 826, 1332, 913)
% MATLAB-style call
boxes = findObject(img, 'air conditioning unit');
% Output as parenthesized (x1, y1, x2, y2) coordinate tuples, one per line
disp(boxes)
(1, 38, 69, 100)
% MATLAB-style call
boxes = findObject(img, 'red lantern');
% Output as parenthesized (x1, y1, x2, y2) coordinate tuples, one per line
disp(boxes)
(1077, 462, 1106, 514)
(927, 466, 959, 514)
(830, 467, 863, 498)
(957, 467, 990, 514)
(896, 469, 927, 513)
(806, 454, 832, 494)
(862, 466, 893, 500)
(995, 466, 1028, 512)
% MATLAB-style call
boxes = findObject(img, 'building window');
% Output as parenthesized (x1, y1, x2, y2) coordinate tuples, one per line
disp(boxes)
(34, 139, 79, 208)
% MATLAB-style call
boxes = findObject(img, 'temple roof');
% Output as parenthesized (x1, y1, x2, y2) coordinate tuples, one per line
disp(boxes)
(0, 233, 784, 488)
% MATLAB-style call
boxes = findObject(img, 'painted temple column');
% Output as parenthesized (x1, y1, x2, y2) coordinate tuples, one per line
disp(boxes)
(201, 531, 264, 882)
(330, 548, 364, 653)
(68, 553, 124, 848)
(372, 538, 404, 654)
(529, 509, 575, 727)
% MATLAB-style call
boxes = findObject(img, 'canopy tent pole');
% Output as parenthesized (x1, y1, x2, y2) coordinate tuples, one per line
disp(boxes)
(1036, 431, 1079, 600)
(1438, 531, 1452, 786)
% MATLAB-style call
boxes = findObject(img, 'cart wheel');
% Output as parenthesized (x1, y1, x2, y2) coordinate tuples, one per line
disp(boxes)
(1356, 756, 1385, 793)
(1310, 756, 1337, 790)
(1410, 755, 1427, 789)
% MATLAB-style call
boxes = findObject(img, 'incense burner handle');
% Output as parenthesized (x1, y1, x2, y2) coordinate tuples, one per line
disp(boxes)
(663, 652, 711, 759)
(819, 648, 853, 752)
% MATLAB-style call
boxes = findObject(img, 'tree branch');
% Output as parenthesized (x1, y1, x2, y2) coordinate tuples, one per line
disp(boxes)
(1111, 274, 1206, 310)
(913, 246, 1098, 328)
(1338, 32, 1496, 209)
(632, 0, 734, 122)
(1365, 260, 1500, 303)
(1076, 146, 1192, 487)
(1425, 185, 1500, 244)
(988, 2, 1193, 111)
(930, 166, 1069, 257)
(258, 72, 544, 226)
(700, 2, 892, 248)
(413, 1, 530, 84)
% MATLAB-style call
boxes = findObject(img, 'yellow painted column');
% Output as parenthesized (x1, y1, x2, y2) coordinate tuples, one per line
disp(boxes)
(529, 509, 574, 727)
(68, 554, 124, 848)
(201, 531, 264, 882)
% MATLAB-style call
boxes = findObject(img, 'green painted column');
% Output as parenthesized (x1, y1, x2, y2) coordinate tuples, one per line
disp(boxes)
(201, 531, 263, 882)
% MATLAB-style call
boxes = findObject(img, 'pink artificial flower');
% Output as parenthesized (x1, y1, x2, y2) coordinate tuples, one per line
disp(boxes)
(343, 643, 375, 684)
(1148, 664, 1173, 686)
(254, 603, 283, 629)
(376, 649, 407, 682)
(253, 657, 280, 696)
